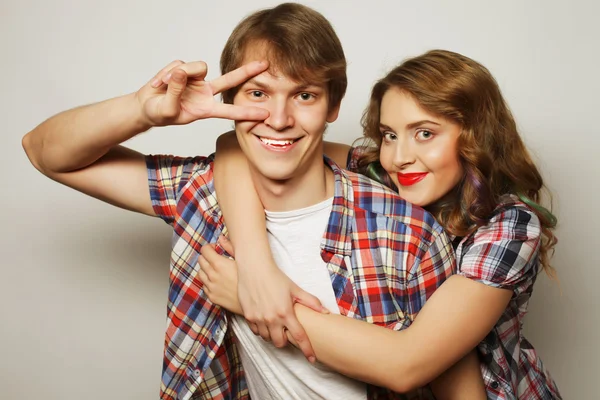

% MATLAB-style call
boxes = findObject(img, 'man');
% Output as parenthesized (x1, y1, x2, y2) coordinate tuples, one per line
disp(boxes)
(23, 3, 454, 399)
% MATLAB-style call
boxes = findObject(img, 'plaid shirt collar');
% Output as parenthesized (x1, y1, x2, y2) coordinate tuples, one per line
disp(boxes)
(322, 156, 354, 256)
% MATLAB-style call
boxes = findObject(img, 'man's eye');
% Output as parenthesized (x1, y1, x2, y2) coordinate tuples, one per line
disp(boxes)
(250, 91, 264, 98)
(299, 93, 314, 101)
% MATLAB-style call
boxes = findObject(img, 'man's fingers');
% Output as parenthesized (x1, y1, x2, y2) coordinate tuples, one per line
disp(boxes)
(163, 61, 209, 85)
(150, 60, 185, 88)
(211, 103, 269, 121)
(285, 318, 315, 362)
(161, 69, 187, 118)
(210, 61, 269, 95)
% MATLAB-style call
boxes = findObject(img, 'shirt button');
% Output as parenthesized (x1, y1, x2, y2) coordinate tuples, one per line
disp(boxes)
(193, 369, 201, 378)
(491, 381, 499, 389)
(215, 329, 222, 336)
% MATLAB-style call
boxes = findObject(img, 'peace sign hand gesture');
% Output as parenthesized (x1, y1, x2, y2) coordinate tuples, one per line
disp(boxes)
(136, 60, 270, 127)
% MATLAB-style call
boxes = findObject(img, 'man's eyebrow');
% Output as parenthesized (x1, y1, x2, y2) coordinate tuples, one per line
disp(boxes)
(242, 78, 271, 90)
(242, 78, 322, 92)
(295, 83, 323, 91)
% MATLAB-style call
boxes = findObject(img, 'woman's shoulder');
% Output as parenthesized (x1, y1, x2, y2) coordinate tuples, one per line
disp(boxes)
(456, 194, 542, 288)
(487, 194, 542, 238)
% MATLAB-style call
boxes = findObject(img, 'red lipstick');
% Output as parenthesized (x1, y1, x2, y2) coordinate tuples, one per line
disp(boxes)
(397, 172, 428, 186)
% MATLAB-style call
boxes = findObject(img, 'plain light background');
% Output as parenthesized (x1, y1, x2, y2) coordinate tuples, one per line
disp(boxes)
(2, 0, 598, 398)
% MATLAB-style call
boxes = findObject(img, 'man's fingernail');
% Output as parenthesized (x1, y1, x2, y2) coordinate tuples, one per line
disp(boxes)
(308, 356, 316, 364)
(151, 79, 161, 88)
(321, 307, 330, 314)
(164, 73, 172, 82)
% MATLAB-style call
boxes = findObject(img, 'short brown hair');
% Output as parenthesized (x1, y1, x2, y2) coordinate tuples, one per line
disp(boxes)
(220, 3, 347, 110)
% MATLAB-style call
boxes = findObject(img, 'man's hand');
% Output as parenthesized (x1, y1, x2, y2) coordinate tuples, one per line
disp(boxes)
(135, 60, 270, 127)
(218, 236, 328, 363)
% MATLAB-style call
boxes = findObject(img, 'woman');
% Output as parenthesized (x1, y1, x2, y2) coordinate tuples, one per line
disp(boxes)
(202, 49, 561, 399)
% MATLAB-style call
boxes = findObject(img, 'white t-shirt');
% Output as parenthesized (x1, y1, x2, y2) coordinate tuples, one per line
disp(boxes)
(231, 198, 367, 400)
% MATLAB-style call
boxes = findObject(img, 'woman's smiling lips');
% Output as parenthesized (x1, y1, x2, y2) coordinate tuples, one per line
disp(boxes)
(396, 172, 428, 186)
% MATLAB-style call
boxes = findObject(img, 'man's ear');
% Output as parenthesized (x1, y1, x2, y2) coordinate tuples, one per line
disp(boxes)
(326, 104, 340, 123)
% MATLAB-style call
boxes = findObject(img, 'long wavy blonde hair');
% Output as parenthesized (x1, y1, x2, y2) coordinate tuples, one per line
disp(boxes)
(357, 50, 557, 277)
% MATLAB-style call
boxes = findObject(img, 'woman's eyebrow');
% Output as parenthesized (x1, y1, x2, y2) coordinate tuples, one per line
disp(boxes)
(406, 120, 441, 129)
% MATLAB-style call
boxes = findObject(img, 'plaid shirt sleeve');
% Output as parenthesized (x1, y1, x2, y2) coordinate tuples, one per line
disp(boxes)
(146, 154, 207, 225)
(405, 227, 456, 322)
(458, 205, 541, 289)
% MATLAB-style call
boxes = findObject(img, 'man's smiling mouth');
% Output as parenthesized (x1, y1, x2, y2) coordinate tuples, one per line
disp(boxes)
(255, 135, 303, 151)
(259, 137, 297, 146)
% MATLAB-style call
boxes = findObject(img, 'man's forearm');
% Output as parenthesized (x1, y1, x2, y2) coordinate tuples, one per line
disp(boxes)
(23, 92, 151, 174)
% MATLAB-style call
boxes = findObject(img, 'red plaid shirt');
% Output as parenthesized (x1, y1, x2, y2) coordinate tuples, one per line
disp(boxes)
(146, 154, 455, 400)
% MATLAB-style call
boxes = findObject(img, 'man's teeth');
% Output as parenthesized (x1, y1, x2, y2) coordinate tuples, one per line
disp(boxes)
(260, 138, 295, 146)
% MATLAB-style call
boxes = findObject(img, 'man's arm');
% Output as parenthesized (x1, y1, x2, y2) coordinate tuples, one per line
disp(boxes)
(23, 60, 269, 215)
(22, 92, 155, 215)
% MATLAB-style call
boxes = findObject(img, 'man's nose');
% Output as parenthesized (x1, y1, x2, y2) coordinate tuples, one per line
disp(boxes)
(264, 99, 294, 131)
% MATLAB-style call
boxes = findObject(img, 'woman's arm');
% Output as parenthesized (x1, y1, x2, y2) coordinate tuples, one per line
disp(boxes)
(291, 275, 509, 393)
(214, 131, 324, 361)
(323, 141, 352, 166)
(198, 239, 503, 396)
(289, 205, 537, 393)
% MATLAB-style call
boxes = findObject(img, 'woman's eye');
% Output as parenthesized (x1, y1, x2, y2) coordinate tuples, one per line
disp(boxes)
(416, 130, 433, 140)
(382, 131, 397, 141)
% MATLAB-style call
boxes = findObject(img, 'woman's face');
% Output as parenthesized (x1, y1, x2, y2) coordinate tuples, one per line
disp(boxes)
(379, 88, 463, 207)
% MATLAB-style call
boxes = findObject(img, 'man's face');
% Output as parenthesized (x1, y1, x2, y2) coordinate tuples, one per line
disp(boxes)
(233, 52, 339, 182)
